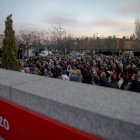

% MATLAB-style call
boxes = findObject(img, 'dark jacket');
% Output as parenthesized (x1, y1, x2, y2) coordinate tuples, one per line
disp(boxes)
(129, 80, 140, 92)
(99, 78, 108, 87)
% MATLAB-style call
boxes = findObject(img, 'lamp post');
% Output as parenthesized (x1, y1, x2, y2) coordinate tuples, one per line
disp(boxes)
(74, 41, 77, 52)
(59, 25, 66, 55)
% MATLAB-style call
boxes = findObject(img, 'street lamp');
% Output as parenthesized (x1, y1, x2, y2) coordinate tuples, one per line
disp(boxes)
(96, 33, 98, 39)
(59, 25, 67, 55)
(74, 41, 77, 52)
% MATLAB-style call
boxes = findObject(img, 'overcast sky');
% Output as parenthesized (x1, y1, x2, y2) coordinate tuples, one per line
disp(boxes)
(0, 0, 140, 37)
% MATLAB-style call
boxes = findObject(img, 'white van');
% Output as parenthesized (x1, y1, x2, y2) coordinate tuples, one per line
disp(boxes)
(39, 50, 52, 57)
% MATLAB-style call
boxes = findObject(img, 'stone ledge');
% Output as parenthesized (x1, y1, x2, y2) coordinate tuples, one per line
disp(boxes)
(0, 68, 140, 140)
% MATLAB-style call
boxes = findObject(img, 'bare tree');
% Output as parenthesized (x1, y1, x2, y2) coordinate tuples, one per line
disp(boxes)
(135, 18, 140, 39)
(16, 30, 48, 56)
(16, 30, 36, 56)
(33, 31, 48, 47)
(48, 25, 73, 53)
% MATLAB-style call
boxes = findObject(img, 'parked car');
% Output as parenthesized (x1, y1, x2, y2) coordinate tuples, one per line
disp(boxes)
(70, 51, 85, 56)
(39, 50, 52, 57)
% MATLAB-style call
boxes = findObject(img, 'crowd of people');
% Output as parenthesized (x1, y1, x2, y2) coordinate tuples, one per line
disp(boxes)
(19, 54, 140, 93)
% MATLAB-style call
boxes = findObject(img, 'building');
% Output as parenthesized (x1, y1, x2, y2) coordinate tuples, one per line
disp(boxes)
(118, 37, 135, 50)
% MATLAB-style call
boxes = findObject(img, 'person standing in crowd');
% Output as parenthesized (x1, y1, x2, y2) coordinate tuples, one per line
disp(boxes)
(17, 48, 23, 59)
(99, 72, 108, 87)
(129, 73, 140, 92)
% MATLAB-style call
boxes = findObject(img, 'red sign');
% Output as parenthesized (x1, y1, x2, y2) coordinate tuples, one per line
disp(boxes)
(0, 98, 102, 140)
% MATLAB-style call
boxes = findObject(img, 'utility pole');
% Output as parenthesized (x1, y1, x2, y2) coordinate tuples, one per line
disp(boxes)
(59, 25, 66, 55)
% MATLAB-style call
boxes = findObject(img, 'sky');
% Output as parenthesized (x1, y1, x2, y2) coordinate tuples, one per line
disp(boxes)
(0, 0, 140, 38)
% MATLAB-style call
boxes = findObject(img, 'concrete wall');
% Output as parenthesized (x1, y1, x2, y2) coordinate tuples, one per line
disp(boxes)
(0, 68, 140, 140)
